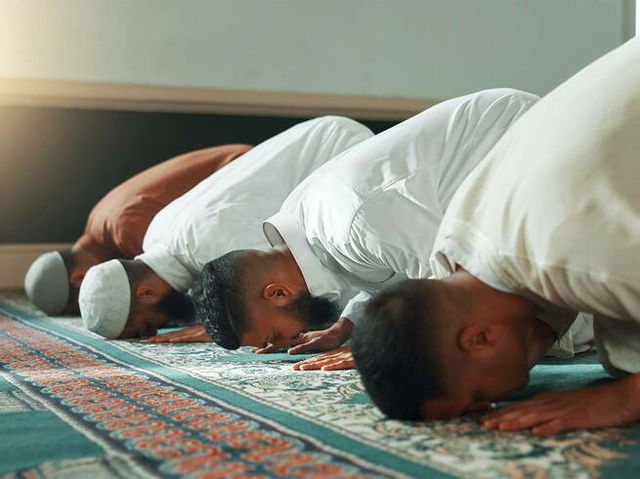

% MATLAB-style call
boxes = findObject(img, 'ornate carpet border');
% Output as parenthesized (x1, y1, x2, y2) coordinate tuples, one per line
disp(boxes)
(0, 302, 451, 479)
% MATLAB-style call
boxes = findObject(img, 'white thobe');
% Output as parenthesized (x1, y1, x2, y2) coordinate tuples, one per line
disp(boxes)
(430, 39, 640, 374)
(137, 116, 373, 291)
(264, 89, 539, 326)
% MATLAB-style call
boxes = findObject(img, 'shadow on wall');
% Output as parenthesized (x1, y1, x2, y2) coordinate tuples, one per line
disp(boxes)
(0, 106, 395, 244)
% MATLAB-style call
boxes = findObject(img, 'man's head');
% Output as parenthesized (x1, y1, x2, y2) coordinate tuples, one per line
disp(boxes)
(79, 259, 194, 339)
(192, 249, 339, 349)
(24, 248, 101, 316)
(353, 278, 535, 420)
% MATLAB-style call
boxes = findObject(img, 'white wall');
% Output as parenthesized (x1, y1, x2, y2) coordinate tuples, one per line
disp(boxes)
(0, 0, 635, 99)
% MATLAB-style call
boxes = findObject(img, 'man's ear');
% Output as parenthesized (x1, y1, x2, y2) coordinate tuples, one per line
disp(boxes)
(262, 283, 294, 306)
(458, 323, 495, 357)
(134, 282, 162, 305)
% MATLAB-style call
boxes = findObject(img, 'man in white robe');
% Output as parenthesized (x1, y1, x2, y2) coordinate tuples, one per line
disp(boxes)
(190, 89, 573, 372)
(78, 116, 373, 339)
(352, 39, 640, 434)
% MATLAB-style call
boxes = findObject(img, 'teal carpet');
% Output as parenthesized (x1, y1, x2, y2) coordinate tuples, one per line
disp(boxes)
(1, 292, 639, 478)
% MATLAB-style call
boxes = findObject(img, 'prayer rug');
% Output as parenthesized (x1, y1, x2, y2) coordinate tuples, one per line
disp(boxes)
(1, 291, 639, 478)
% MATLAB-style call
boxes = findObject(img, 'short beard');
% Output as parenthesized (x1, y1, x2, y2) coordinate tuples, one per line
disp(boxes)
(156, 289, 195, 322)
(281, 291, 340, 330)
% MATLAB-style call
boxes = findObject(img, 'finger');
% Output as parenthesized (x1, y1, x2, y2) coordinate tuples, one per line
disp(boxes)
(185, 336, 209, 343)
(291, 356, 328, 368)
(292, 357, 322, 370)
(320, 347, 352, 357)
(482, 400, 549, 422)
(149, 332, 181, 343)
(148, 336, 168, 343)
(301, 357, 344, 368)
(483, 405, 535, 421)
(483, 407, 543, 428)
(486, 401, 574, 431)
(532, 409, 613, 436)
(488, 394, 577, 422)
(168, 335, 195, 343)
(295, 357, 338, 370)
(532, 417, 572, 435)
(292, 360, 316, 371)
(296, 362, 325, 371)
(495, 411, 556, 431)
(482, 409, 522, 425)
(296, 351, 343, 363)
(288, 339, 320, 355)
(483, 406, 547, 428)
(321, 359, 355, 371)
(253, 343, 278, 354)
(288, 336, 309, 347)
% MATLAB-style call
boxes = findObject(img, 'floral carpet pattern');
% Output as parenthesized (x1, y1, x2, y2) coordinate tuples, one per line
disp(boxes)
(1, 292, 639, 478)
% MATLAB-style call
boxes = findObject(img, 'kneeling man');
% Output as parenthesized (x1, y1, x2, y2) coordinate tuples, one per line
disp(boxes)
(24, 144, 252, 316)
(353, 38, 640, 434)
(191, 89, 543, 368)
(78, 117, 373, 338)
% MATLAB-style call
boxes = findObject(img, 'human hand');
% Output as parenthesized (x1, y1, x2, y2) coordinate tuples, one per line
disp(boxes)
(147, 324, 211, 343)
(292, 346, 354, 371)
(482, 375, 640, 435)
(251, 328, 347, 354)
(252, 337, 301, 354)
(251, 317, 354, 354)
(287, 317, 354, 355)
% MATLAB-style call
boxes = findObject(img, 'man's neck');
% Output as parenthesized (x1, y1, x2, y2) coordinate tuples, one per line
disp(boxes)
(272, 245, 306, 287)
(447, 268, 536, 314)
(445, 268, 537, 340)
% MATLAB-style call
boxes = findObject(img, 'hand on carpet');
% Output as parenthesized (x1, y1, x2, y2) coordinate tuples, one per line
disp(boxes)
(292, 346, 355, 371)
(252, 337, 301, 354)
(481, 375, 640, 435)
(148, 324, 211, 343)
(286, 317, 354, 355)
(251, 331, 346, 354)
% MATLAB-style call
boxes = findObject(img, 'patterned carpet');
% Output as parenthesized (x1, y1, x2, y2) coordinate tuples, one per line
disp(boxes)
(1, 291, 639, 478)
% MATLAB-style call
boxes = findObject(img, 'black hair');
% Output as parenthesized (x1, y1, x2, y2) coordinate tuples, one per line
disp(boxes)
(352, 279, 448, 420)
(191, 251, 250, 350)
(280, 290, 340, 331)
(155, 288, 195, 322)
(58, 249, 79, 310)
(120, 259, 152, 284)
(58, 249, 77, 271)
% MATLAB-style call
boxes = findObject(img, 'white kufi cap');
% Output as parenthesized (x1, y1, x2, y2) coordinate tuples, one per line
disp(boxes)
(79, 260, 131, 338)
(24, 251, 69, 315)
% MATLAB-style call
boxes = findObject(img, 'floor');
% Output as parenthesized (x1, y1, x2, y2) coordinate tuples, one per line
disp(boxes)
(1, 290, 639, 478)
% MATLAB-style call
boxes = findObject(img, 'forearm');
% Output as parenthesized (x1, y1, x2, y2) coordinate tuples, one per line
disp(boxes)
(328, 317, 355, 342)
(287, 317, 355, 354)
